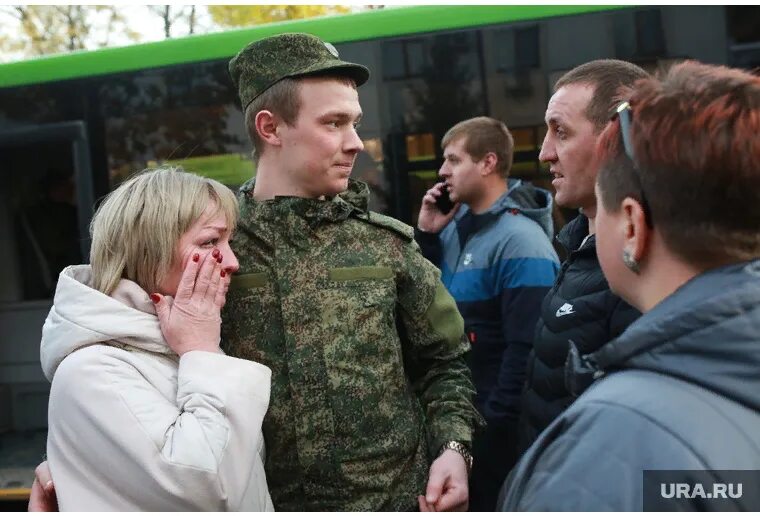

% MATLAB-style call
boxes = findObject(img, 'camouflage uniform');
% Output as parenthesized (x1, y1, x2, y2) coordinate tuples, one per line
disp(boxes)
(221, 179, 480, 511)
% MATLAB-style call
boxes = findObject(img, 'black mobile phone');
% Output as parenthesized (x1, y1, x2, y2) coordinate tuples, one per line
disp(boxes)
(435, 184, 455, 214)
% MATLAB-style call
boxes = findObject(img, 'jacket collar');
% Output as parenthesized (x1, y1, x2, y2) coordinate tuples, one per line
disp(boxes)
(452, 179, 555, 239)
(239, 177, 370, 224)
(567, 260, 760, 410)
(557, 214, 594, 254)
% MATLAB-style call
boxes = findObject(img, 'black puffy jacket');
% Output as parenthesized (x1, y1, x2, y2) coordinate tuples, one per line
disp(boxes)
(518, 215, 639, 452)
(500, 260, 760, 511)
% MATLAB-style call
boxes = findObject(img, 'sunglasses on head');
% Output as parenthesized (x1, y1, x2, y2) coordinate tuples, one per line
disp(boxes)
(612, 101, 654, 227)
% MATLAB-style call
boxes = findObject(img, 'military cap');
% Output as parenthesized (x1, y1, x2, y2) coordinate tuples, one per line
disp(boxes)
(229, 32, 370, 110)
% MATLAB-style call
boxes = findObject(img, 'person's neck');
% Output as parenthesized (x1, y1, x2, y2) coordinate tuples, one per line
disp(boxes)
(628, 236, 703, 313)
(252, 157, 321, 201)
(468, 180, 508, 215)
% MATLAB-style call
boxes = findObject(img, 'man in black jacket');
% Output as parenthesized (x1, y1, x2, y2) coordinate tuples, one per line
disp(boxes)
(501, 59, 760, 511)
(518, 60, 647, 452)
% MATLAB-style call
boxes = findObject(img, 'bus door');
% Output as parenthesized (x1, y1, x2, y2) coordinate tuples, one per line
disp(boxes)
(0, 121, 93, 505)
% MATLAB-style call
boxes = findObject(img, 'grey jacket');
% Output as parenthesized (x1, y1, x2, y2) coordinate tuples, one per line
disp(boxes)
(500, 260, 760, 511)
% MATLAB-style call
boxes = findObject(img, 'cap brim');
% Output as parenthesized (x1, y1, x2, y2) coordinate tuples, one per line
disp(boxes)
(288, 59, 370, 87)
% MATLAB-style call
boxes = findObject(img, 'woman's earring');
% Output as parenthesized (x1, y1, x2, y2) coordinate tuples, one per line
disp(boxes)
(622, 250, 640, 274)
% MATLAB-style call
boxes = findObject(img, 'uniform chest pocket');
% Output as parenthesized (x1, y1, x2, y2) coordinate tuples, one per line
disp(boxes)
(320, 266, 413, 446)
(222, 272, 275, 361)
(319, 266, 397, 348)
(327, 266, 395, 309)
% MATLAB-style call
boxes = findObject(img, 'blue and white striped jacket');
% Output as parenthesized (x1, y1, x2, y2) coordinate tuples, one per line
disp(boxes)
(417, 179, 559, 427)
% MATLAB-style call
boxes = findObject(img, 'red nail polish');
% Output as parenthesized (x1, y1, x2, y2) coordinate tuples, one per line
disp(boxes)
(150, 293, 161, 303)
(192, 253, 200, 262)
(217, 253, 223, 263)
(220, 270, 226, 278)
(212, 248, 220, 259)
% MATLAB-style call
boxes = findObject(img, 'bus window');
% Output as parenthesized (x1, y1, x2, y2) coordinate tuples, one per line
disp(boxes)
(1, 143, 82, 302)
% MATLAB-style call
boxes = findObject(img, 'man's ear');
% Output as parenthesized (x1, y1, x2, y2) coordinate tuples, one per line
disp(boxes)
(480, 152, 498, 177)
(255, 110, 281, 148)
(621, 196, 650, 263)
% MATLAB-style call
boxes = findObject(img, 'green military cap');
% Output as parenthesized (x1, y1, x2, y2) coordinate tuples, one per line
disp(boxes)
(229, 32, 370, 111)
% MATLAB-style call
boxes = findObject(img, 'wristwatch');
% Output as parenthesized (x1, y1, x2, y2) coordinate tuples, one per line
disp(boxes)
(439, 440, 473, 474)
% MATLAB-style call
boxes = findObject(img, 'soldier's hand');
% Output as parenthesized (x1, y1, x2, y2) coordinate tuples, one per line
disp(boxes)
(28, 461, 58, 512)
(421, 449, 469, 511)
(417, 182, 459, 234)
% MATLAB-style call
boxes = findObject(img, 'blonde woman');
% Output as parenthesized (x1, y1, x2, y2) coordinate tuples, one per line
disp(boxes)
(38, 168, 272, 511)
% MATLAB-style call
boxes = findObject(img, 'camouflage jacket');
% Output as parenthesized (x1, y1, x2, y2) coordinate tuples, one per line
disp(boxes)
(221, 178, 480, 511)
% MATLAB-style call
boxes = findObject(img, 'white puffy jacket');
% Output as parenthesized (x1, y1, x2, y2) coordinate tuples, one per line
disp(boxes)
(41, 265, 274, 511)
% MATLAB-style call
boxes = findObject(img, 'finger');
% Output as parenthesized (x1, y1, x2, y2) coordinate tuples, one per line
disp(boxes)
(425, 185, 442, 197)
(418, 495, 435, 512)
(27, 478, 58, 512)
(434, 485, 467, 512)
(46, 482, 59, 511)
(151, 293, 173, 330)
(28, 478, 44, 512)
(425, 468, 445, 505)
(176, 252, 202, 301)
(215, 269, 231, 308)
(205, 254, 224, 305)
(34, 461, 52, 487)
(193, 249, 218, 301)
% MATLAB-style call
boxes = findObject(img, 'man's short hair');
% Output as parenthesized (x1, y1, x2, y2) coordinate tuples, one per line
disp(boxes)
(596, 60, 760, 268)
(441, 116, 514, 178)
(554, 59, 649, 131)
(244, 74, 356, 160)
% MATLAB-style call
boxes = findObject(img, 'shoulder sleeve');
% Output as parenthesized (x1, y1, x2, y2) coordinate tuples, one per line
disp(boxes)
(355, 211, 415, 241)
(47, 347, 272, 511)
(394, 237, 483, 456)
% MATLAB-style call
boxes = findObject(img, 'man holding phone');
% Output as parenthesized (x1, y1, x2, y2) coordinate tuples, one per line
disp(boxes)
(415, 116, 559, 511)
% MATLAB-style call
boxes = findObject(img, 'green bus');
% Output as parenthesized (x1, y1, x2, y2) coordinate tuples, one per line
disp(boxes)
(0, 4, 757, 506)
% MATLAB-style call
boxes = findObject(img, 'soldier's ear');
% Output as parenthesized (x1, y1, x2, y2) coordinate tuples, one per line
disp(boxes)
(255, 110, 282, 148)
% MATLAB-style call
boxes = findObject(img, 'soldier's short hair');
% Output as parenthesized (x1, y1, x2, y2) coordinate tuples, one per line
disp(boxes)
(554, 59, 649, 131)
(89, 167, 238, 295)
(441, 116, 515, 179)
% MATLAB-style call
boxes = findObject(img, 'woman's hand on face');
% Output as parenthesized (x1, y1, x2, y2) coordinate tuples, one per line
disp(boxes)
(152, 248, 230, 356)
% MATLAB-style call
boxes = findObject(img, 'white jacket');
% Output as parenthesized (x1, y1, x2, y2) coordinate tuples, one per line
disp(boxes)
(41, 265, 274, 511)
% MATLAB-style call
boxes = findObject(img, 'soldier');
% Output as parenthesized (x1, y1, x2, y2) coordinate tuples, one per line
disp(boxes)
(27, 33, 480, 513)
(221, 33, 481, 511)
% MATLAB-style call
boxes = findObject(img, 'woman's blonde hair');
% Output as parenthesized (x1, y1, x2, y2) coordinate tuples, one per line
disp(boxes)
(89, 167, 238, 295)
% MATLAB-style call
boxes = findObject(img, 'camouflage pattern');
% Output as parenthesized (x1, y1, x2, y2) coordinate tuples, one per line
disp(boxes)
(228, 32, 370, 110)
(221, 178, 481, 511)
